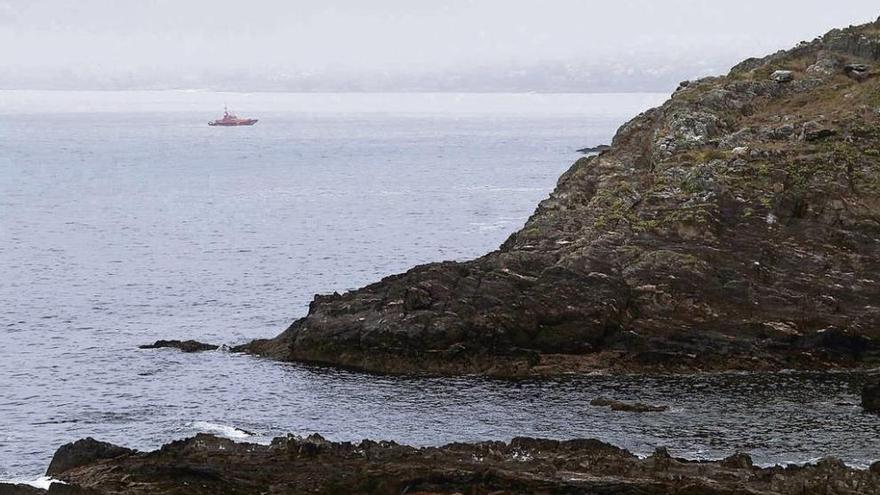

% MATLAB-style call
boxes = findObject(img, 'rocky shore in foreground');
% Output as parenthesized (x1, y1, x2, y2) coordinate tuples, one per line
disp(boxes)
(3, 434, 879, 494)
(212, 18, 880, 378)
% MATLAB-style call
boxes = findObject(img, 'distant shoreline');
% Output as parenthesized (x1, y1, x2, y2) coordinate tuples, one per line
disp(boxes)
(0, 90, 668, 116)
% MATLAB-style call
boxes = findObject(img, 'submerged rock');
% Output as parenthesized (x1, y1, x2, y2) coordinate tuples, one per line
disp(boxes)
(31, 434, 880, 494)
(590, 397, 668, 412)
(863, 379, 880, 413)
(229, 18, 880, 378)
(138, 340, 218, 353)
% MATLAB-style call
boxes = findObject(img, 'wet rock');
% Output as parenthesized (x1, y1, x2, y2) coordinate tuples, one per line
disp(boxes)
(720, 452, 754, 469)
(800, 328, 873, 358)
(46, 438, 134, 477)
(590, 398, 668, 412)
(138, 339, 219, 353)
(0, 484, 46, 495)
(39, 434, 880, 495)
(46, 485, 100, 494)
(771, 70, 794, 83)
(862, 379, 880, 413)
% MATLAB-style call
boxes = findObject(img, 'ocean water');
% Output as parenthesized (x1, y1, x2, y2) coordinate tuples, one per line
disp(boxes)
(1, 91, 878, 481)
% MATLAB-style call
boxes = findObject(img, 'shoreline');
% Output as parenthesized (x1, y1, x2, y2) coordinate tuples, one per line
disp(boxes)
(4, 364, 878, 483)
(144, 338, 880, 379)
(146, 339, 880, 378)
(4, 433, 877, 494)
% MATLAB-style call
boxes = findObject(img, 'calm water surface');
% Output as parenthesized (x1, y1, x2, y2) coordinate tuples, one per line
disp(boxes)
(1, 91, 878, 480)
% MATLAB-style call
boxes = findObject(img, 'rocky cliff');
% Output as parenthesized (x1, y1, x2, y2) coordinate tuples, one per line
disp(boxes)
(238, 19, 880, 376)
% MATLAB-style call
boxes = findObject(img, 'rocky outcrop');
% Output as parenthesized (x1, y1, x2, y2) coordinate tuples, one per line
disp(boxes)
(0, 484, 47, 495)
(138, 340, 218, 353)
(590, 397, 668, 412)
(863, 378, 880, 413)
(46, 438, 134, 477)
(771, 69, 794, 82)
(24, 434, 880, 494)
(234, 18, 880, 377)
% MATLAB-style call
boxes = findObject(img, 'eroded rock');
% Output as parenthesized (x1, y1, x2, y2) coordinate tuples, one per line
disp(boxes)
(35, 434, 880, 495)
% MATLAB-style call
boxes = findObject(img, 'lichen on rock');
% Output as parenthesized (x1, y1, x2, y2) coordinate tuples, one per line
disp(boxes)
(237, 18, 880, 377)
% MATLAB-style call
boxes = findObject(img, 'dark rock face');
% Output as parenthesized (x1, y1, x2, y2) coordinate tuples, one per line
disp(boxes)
(237, 18, 880, 377)
(0, 484, 46, 495)
(138, 340, 218, 353)
(37, 434, 879, 494)
(863, 379, 880, 413)
(46, 438, 134, 477)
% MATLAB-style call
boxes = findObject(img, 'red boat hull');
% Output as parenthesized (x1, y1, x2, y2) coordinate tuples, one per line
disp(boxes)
(208, 119, 258, 126)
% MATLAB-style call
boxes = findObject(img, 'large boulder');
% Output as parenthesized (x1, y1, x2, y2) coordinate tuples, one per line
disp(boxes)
(770, 69, 794, 82)
(46, 438, 134, 476)
(863, 379, 880, 413)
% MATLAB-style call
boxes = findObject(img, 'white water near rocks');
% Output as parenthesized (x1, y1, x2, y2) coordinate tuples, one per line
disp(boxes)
(1, 91, 878, 480)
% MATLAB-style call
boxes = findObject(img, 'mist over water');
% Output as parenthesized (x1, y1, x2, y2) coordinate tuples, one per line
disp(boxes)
(1, 91, 878, 480)
(3, 1, 879, 91)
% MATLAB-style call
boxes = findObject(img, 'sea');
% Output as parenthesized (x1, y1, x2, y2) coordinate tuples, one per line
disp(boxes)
(1, 90, 878, 482)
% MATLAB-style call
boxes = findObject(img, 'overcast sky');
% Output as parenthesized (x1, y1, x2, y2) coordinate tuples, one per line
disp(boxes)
(1, 1, 878, 91)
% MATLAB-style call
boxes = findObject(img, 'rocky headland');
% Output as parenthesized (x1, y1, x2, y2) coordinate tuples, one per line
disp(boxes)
(219, 18, 880, 377)
(3, 434, 878, 495)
